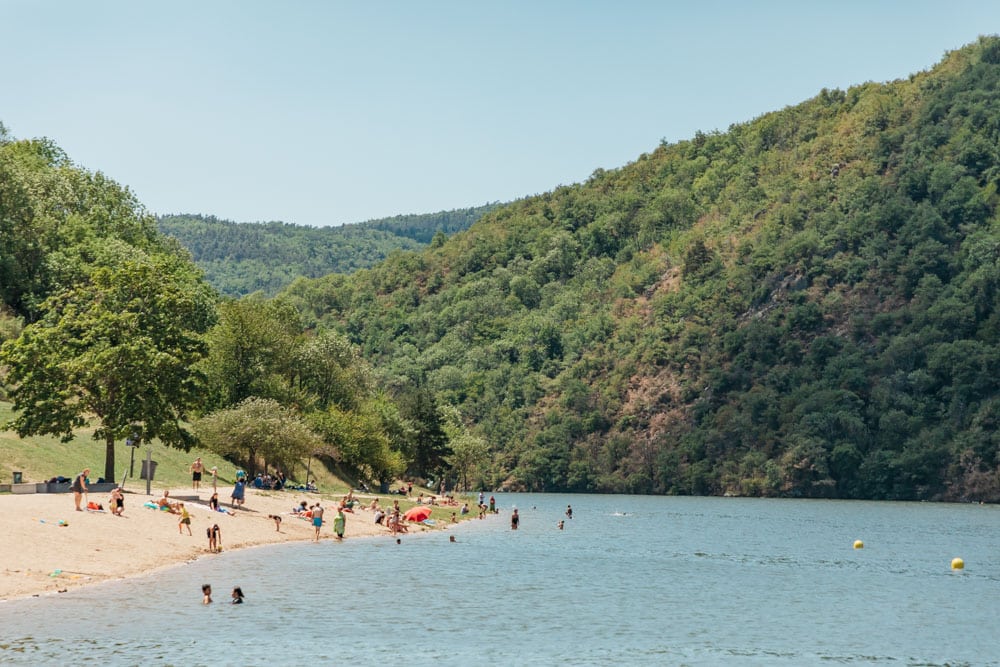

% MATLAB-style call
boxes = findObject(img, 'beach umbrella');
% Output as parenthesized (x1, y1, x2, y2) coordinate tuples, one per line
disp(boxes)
(404, 506, 432, 522)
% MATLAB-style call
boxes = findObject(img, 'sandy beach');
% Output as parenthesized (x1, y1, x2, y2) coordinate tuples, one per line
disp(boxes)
(1, 485, 455, 602)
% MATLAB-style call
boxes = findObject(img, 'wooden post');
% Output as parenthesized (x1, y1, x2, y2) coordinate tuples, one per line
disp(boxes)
(145, 448, 152, 496)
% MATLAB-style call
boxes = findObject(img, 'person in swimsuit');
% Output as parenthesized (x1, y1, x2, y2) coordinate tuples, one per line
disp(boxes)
(311, 502, 324, 541)
(202, 584, 212, 604)
(231, 586, 244, 604)
(511, 508, 520, 530)
(109, 486, 125, 516)
(190, 457, 204, 490)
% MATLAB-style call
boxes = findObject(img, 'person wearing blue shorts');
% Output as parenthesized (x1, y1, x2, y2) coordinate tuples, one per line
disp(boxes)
(311, 502, 324, 541)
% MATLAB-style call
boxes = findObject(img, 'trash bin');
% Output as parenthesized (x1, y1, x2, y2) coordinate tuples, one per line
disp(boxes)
(140, 460, 158, 480)
(12, 472, 23, 484)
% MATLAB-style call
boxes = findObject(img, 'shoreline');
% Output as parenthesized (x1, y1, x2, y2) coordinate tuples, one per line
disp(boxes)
(1, 486, 462, 603)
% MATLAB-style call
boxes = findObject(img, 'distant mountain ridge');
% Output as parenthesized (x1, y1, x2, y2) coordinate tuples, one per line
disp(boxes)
(158, 204, 499, 296)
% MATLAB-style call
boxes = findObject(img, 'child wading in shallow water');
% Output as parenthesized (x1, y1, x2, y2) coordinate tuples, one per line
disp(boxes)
(202, 584, 212, 604)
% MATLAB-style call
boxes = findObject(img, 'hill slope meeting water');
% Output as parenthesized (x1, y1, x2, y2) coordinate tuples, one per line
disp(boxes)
(3, 38, 1000, 504)
(277, 37, 1000, 501)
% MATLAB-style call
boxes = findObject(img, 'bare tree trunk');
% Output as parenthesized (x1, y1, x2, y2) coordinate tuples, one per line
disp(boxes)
(104, 434, 116, 482)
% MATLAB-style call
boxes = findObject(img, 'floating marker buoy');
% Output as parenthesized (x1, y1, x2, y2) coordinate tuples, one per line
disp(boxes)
(853, 540, 864, 549)
(951, 557, 964, 570)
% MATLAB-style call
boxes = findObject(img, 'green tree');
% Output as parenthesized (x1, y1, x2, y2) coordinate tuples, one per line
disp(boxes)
(194, 397, 325, 477)
(202, 298, 302, 408)
(1, 253, 216, 481)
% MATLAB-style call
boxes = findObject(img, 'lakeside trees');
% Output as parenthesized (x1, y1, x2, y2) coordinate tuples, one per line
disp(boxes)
(0, 134, 216, 481)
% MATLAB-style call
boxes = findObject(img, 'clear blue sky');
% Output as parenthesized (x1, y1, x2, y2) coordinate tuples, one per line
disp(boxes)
(3, 1, 999, 227)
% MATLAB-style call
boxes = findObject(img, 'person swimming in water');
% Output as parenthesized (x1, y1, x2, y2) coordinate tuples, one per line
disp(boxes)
(231, 586, 245, 604)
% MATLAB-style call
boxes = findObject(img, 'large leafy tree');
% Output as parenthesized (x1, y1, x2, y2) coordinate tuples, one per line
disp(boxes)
(201, 297, 302, 409)
(0, 252, 216, 481)
(194, 397, 325, 477)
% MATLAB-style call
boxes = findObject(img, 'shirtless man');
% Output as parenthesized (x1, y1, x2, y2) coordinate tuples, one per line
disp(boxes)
(311, 502, 324, 541)
(190, 457, 205, 490)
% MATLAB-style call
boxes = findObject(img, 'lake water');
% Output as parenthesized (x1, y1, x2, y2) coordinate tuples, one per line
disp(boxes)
(1, 494, 998, 666)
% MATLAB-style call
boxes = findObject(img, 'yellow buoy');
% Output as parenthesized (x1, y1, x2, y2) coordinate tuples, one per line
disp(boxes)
(951, 557, 964, 570)
(853, 540, 864, 549)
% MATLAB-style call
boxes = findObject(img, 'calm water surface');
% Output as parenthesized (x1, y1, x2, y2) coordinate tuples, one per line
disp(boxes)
(1, 494, 997, 666)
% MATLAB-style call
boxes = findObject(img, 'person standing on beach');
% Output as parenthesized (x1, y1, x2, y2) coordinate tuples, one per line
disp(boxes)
(231, 477, 245, 509)
(189, 457, 204, 491)
(210, 466, 218, 492)
(333, 507, 346, 540)
(71, 468, 90, 512)
(178, 503, 192, 535)
(311, 502, 324, 541)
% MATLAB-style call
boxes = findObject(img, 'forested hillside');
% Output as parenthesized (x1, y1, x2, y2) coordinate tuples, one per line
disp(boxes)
(0, 126, 465, 489)
(282, 37, 1000, 501)
(158, 205, 496, 296)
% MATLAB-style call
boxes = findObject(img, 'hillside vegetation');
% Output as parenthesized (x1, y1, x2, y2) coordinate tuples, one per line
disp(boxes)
(158, 205, 496, 296)
(0, 124, 461, 489)
(280, 37, 1000, 500)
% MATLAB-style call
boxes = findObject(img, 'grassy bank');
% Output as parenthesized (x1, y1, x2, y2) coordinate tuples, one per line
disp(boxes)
(0, 402, 343, 494)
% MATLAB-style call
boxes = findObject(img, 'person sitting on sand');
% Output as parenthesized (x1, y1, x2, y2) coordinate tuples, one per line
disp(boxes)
(157, 490, 179, 514)
(208, 492, 235, 516)
(294, 500, 309, 515)
(109, 486, 125, 516)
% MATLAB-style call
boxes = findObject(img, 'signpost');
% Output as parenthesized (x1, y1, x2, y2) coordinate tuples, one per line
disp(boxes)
(145, 448, 152, 496)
